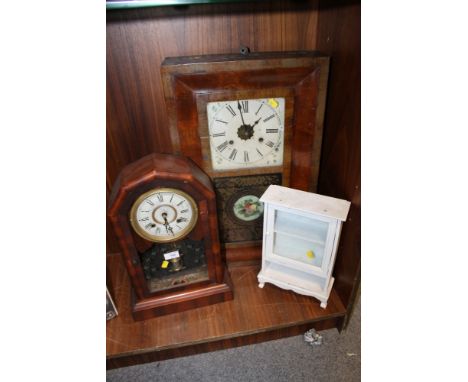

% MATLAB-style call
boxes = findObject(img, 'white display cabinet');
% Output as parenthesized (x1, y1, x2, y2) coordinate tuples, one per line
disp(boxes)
(257, 185, 351, 308)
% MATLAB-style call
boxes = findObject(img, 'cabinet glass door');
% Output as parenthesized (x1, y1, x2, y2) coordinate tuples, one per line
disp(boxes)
(272, 210, 330, 270)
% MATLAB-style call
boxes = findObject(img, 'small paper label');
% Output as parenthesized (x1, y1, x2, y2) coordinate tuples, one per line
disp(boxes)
(161, 260, 169, 269)
(306, 250, 315, 259)
(164, 250, 180, 260)
(268, 98, 279, 108)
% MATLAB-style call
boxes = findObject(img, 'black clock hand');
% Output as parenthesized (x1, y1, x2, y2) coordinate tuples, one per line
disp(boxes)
(163, 217, 174, 236)
(243, 117, 260, 139)
(162, 213, 174, 236)
(251, 117, 261, 127)
(237, 100, 247, 126)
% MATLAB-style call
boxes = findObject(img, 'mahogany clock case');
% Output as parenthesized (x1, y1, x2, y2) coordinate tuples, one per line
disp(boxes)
(161, 51, 330, 247)
(108, 153, 233, 320)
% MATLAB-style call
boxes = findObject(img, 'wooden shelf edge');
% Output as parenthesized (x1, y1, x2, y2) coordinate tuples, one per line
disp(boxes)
(106, 251, 347, 370)
(107, 314, 344, 369)
(108, 309, 345, 359)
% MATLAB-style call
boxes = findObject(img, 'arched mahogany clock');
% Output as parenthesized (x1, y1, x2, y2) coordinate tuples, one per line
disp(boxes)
(108, 153, 233, 320)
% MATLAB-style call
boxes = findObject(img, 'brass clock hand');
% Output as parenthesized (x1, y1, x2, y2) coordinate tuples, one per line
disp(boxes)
(237, 100, 247, 126)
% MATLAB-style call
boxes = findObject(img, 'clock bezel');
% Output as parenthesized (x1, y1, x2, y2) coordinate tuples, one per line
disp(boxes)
(129, 187, 199, 243)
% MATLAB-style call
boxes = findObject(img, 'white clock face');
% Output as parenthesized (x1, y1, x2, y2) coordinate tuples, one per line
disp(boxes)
(207, 98, 285, 171)
(130, 188, 198, 243)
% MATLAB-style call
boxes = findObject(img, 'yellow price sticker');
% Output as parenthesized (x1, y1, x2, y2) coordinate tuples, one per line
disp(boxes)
(268, 98, 279, 108)
(161, 260, 169, 269)
(306, 250, 315, 259)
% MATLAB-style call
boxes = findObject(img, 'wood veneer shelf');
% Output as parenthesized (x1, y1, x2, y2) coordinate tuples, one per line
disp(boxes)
(106, 248, 346, 369)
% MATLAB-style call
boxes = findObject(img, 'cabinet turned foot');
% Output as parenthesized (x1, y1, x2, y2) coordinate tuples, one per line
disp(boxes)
(258, 282, 265, 288)
(320, 301, 327, 309)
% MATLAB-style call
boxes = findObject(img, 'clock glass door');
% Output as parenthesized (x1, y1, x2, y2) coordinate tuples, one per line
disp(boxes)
(140, 238, 210, 293)
(130, 188, 210, 293)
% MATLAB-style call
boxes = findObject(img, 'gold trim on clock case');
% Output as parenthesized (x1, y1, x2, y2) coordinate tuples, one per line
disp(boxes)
(129, 187, 198, 243)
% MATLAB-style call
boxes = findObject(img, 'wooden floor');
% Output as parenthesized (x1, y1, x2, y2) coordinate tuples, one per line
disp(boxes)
(106, 251, 346, 369)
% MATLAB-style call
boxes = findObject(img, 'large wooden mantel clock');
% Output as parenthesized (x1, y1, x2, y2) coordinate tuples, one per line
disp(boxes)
(162, 51, 330, 247)
(108, 153, 233, 320)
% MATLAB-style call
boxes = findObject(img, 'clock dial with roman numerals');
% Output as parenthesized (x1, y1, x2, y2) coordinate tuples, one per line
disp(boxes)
(130, 188, 198, 243)
(207, 98, 285, 171)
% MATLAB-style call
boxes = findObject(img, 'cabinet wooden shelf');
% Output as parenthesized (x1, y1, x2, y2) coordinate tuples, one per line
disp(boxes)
(273, 232, 326, 268)
(106, 250, 346, 369)
(275, 210, 328, 244)
(274, 230, 325, 246)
